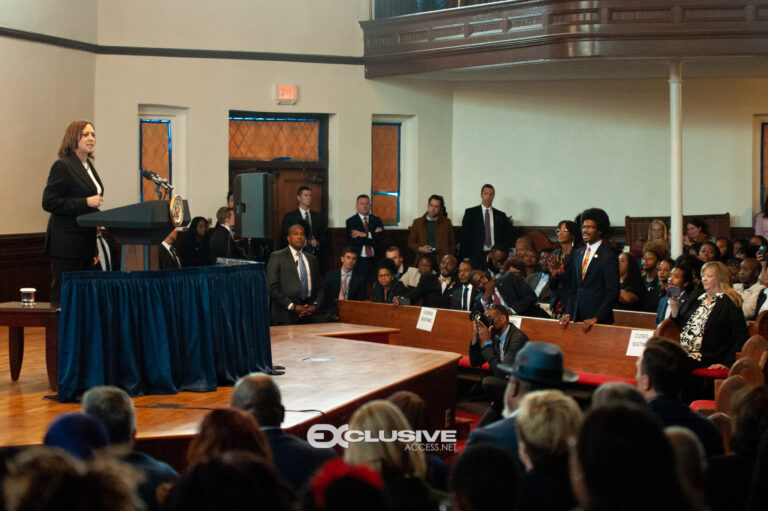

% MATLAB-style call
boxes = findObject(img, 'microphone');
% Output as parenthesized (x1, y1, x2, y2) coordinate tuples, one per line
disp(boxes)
(141, 170, 172, 189)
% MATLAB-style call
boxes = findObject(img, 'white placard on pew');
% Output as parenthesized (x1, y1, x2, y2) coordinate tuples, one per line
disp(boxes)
(416, 307, 438, 332)
(508, 316, 522, 329)
(626, 329, 654, 357)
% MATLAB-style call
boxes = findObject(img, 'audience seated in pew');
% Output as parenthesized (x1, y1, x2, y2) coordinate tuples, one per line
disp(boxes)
(409, 255, 459, 309)
(617, 252, 645, 311)
(449, 445, 519, 511)
(524, 247, 553, 305)
(451, 259, 480, 311)
(656, 264, 700, 327)
(640, 248, 663, 312)
(372, 259, 409, 304)
(470, 268, 549, 319)
(734, 258, 765, 320)
(398, 253, 435, 290)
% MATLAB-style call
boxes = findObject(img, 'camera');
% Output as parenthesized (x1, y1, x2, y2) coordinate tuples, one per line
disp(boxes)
(470, 309, 493, 328)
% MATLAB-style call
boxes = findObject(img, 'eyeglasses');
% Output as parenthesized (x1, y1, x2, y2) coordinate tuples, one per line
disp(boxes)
(556, 228, 570, 233)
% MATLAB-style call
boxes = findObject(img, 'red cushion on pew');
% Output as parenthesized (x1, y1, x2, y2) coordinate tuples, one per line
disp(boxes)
(690, 399, 716, 412)
(575, 372, 636, 387)
(458, 355, 489, 371)
(692, 368, 729, 379)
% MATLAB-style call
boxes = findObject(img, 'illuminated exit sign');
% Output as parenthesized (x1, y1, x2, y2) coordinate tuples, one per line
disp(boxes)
(274, 84, 298, 105)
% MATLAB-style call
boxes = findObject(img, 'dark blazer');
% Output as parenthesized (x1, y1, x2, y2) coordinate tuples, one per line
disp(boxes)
(655, 289, 700, 326)
(42, 153, 104, 260)
(648, 396, 724, 458)
(371, 280, 408, 304)
(466, 415, 524, 473)
(280, 209, 326, 256)
(410, 273, 459, 309)
(548, 248, 576, 316)
(473, 272, 549, 318)
(345, 213, 386, 257)
(451, 283, 481, 311)
(158, 244, 182, 270)
(266, 247, 324, 325)
(208, 225, 241, 263)
(676, 293, 748, 367)
(525, 271, 552, 304)
(263, 428, 336, 491)
(460, 205, 512, 264)
(469, 323, 530, 379)
(323, 269, 367, 315)
(566, 243, 620, 323)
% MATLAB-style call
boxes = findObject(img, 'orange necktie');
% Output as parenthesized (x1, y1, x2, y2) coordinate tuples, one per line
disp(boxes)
(581, 246, 591, 279)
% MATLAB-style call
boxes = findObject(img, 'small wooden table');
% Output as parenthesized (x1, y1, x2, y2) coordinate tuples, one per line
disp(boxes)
(0, 302, 59, 391)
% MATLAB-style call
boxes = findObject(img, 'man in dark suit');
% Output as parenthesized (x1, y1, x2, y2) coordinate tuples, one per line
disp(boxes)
(471, 270, 549, 318)
(158, 228, 182, 269)
(452, 259, 480, 311)
(279, 186, 326, 258)
(266, 224, 324, 325)
(410, 254, 459, 308)
(466, 342, 577, 469)
(323, 246, 367, 318)
(636, 337, 724, 458)
(346, 194, 386, 283)
(231, 373, 336, 491)
(460, 184, 513, 270)
(560, 207, 620, 331)
(209, 207, 243, 263)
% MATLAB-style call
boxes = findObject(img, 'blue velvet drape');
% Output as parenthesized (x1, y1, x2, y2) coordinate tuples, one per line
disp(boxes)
(57, 264, 272, 401)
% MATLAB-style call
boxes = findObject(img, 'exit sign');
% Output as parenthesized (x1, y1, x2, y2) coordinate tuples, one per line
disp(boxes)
(275, 84, 298, 105)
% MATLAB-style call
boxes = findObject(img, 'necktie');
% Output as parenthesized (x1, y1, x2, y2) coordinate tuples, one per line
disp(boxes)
(493, 291, 501, 305)
(363, 216, 373, 257)
(303, 210, 312, 238)
(581, 246, 592, 279)
(462, 285, 469, 310)
(169, 246, 180, 268)
(484, 209, 491, 247)
(298, 251, 309, 300)
(339, 272, 349, 300)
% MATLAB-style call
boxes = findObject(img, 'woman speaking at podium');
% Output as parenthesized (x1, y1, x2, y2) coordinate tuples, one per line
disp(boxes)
(42, 120, 104, 303)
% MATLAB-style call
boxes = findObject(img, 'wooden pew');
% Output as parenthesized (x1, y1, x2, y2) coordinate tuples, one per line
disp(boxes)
(613, 309, 657, 329)
(337, 301, 652, 380)
(624, 213, 731, 250)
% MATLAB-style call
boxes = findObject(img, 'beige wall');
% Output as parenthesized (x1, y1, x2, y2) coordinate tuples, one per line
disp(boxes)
(0, 0, 98, 42)
(0, 38, 95, 234)
(452, 77, 763, 228)
(96, 0, 369, 56)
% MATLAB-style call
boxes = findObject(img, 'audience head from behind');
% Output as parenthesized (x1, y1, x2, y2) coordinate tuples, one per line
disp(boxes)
(81, 385, 137, 447)
(344, 400, 426, 482)
(480, 184, 495, 209)
(163, 451, 295, 511)
(387, 390, 428, 433)
(305, 458, 387, 511)
(216, 206, 234, 228)
(3, 447, 141, 511)
(498, 342, 578, 417)
(635, 336, 688, 401)
(515, 390, 582, 472)
(573, 405, 696, 511)
(186, 408, 272, 468)
(230, 372, 284, 428)
(730, 384, 768, 457)
(664, 426, 707, 494)
(43, 412, 109, 461)
(457, 259, 474, 285)
(590, 381, 647, 410)
(450, 445, 519, 511)
(502, 255, 525, 275)
(578, 208, 610, 245)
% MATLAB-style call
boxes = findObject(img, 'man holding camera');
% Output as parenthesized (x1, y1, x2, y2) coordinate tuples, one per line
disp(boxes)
(469, 303, 530, 425)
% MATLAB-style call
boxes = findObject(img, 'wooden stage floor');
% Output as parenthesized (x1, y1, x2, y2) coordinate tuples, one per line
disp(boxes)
(0, 323, 460, 468)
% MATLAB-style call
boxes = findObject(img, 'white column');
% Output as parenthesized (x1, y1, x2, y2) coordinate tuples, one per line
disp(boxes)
(669, 62, 683, 258)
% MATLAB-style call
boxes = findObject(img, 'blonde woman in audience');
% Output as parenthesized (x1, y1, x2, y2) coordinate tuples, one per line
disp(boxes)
(646, 219, 670, 255)
(671, 261, 748, 368)
(515, 390, 582, 511)
(345, 400, 446, 511)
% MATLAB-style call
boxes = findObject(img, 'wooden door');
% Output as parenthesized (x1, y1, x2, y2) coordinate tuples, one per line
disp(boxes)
(272, 169, 325, 249)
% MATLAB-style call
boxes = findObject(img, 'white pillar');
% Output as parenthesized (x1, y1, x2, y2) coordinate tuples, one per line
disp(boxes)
(669, 62, 683, 258)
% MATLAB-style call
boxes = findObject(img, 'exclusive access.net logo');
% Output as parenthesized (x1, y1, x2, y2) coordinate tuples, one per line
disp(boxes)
(307, 424, 458, 451)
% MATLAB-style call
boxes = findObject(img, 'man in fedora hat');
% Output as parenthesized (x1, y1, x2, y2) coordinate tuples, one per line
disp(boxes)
(466, 341, 578, 473)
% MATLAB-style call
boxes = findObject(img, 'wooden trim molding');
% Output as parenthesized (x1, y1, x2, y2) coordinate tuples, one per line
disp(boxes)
(0, 25, 363, 66)
(361, 0, 768, 77)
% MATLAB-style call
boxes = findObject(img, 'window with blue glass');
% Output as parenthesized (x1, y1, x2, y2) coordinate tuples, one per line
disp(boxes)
(371, 122, 401, 226)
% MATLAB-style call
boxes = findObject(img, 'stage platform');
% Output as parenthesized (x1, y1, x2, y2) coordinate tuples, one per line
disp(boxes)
(0, 322, 460, 469)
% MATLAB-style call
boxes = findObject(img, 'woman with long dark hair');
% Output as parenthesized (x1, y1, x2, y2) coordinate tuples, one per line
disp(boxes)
(548, 219, 583, 318)
(180, 216, 211, 267)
